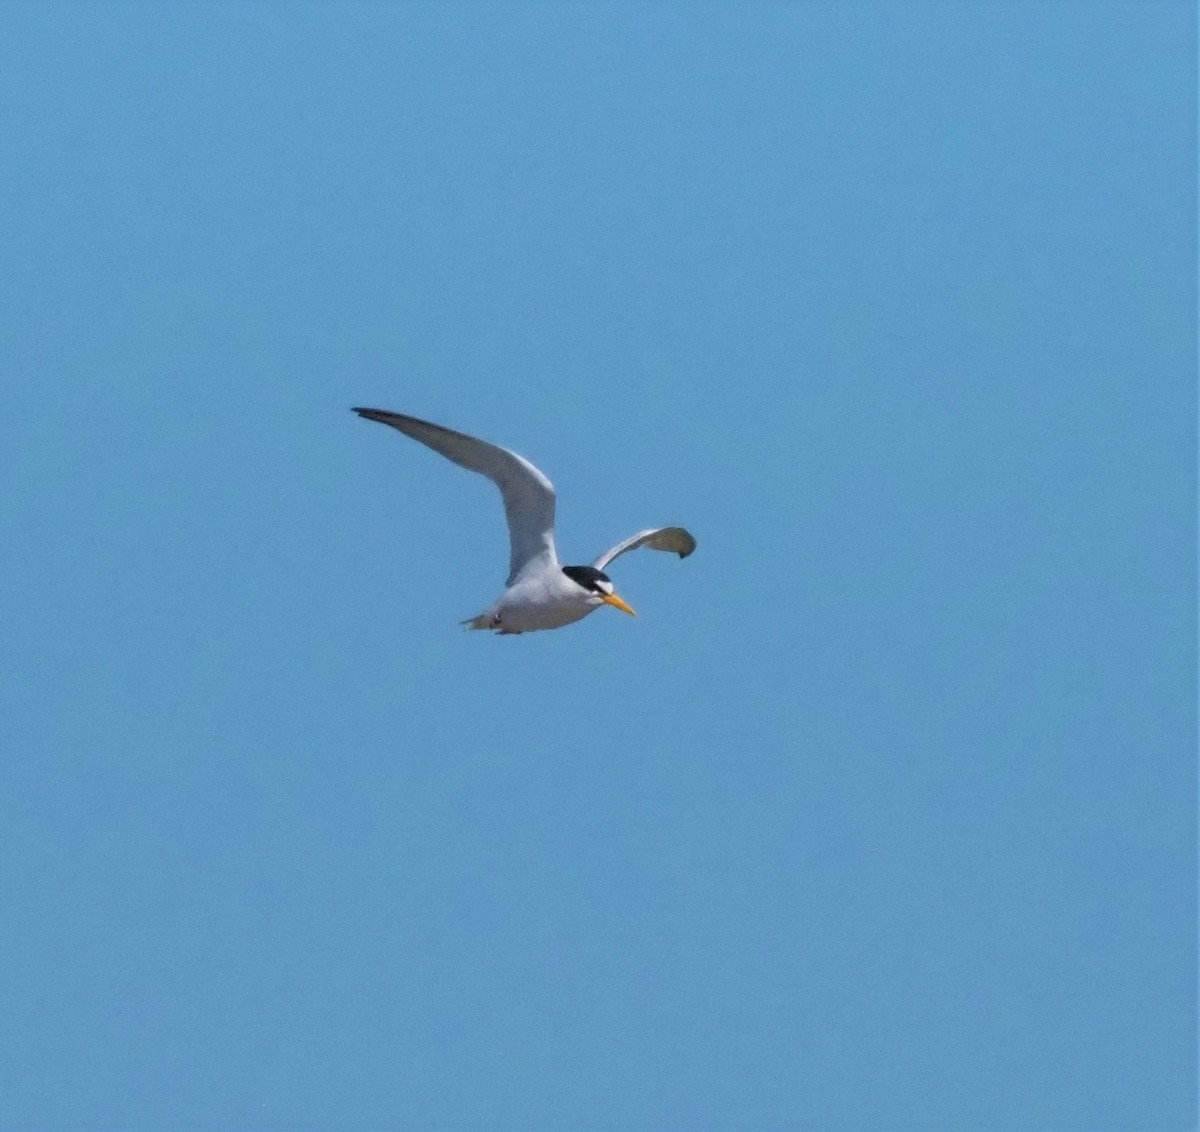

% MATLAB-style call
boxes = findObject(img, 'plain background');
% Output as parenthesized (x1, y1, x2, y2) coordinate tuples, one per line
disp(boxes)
(1, 2, 1195, 1128)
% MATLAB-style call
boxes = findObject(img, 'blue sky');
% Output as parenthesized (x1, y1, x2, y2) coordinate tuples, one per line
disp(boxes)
(1, 2, 1194, 1128)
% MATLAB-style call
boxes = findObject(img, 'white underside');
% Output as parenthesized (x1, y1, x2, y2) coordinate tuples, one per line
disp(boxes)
(464, 565, 602, 634)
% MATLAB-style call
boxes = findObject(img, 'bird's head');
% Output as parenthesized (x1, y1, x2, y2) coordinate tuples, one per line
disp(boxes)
(561, 565, 636, 616)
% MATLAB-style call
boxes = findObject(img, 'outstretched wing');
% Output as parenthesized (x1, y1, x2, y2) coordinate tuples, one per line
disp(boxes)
(592, 526, 697, 572)
(353, 408, 558, 583)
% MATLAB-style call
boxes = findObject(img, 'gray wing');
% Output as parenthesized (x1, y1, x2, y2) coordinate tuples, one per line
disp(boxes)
(592, 527, 697, 572)
(354, 408, 558, 583)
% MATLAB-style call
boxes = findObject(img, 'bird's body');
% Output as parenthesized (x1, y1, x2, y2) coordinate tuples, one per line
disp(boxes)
(353, 408, 696, 634)
(462, 564, 598, 634)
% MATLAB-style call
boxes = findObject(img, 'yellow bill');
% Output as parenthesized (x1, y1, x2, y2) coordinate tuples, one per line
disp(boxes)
(602, 592, 637, 617)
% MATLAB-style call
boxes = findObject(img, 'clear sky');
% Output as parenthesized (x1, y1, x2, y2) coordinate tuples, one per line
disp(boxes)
(1, 3, 1194, 1129)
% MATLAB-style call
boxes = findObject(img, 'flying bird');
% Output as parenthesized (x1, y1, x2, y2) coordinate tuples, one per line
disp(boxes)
(353, 408, 696, 634)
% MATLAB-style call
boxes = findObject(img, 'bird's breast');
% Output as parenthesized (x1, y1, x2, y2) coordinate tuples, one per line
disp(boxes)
(495, 573, 596, 632)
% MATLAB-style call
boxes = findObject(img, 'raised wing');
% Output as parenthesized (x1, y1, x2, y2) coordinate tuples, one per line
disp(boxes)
(353, 408, 558, 583)
(592, 526, 697, 572)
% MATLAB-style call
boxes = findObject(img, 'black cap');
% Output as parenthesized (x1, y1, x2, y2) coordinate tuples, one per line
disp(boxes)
(561, 565, 613, 593)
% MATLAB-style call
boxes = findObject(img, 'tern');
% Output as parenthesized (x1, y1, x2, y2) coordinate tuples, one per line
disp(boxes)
(353, 408, 696, 634)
